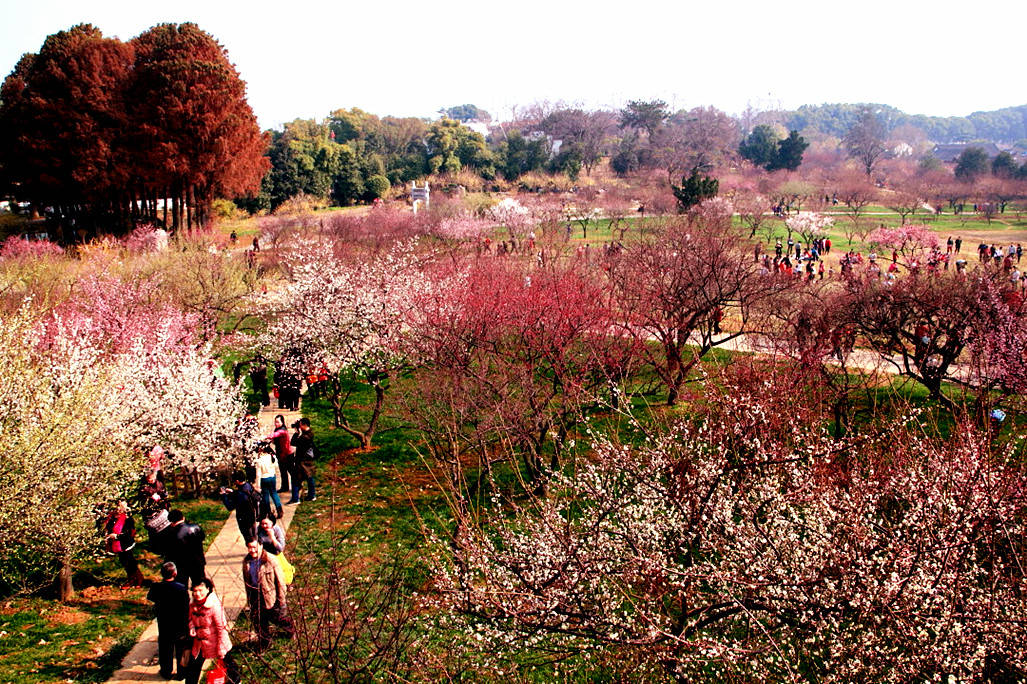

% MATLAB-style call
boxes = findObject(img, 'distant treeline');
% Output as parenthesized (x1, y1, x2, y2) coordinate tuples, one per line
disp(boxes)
(785, 103, 1027, 145)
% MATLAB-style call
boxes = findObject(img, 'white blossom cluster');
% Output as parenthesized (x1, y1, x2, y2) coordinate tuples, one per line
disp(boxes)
(785, 211, 834, 238)
(426, 382, 1027, 680)
(254, 239, 429, 381)
(0, 297, 246, 584)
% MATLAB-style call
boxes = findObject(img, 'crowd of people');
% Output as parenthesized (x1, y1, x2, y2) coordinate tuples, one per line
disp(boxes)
(96, 411, 318, 683)
(752, 232, 1026, 290)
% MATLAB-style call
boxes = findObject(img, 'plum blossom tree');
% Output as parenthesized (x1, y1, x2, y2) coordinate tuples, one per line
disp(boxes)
(0, 291, 246, 600)
(732, 189, 772, 240)
(864, 224, 939, 265)
(256, 239, 427, 448)
(405, 258, 635, 492)
(428, 374, 1027, 680)
(841, 268, 1027, 414)
(785, 211, 833, 248)
(607, 217, 774, 405)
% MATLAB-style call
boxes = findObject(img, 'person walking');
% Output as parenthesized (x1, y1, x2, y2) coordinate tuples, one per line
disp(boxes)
(138, 470, 172, 557)
(289, 417, 317, 503)
(147, 561, 190, 680)
(167, 509, 206, 588)
(254, 443, 284, 521)
(103, 499, 144, 587)
(242, 539, 295, 651)
(268, 414, 295, 495)
(220, 472, 260, 543)
(183, 579, 238, 684)
(250, 360, 270, 408)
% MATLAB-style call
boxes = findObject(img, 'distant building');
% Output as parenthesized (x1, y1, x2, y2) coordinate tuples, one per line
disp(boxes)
(931, 142, 1002, 163)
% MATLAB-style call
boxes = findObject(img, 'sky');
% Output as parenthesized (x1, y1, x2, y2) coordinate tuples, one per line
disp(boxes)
(2, 0, 1025, 131)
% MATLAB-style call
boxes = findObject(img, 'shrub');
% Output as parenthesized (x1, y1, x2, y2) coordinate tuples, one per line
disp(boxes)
(516, 172, 575, 193)
(211, 198, 239, 220)
(273, 192, 329, 216)
(365, 175, 391, 201)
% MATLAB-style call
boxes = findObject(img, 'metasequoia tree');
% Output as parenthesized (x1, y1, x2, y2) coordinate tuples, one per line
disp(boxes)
(607, 210, 773, 405)
(130, 23, 268, 230)
(0, 25, 133, 233)
(0, 22, 267, 234)
(428, 375, 1027, 681)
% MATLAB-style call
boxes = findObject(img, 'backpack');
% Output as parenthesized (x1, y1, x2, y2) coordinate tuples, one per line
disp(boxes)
(243, 483, 260, 514)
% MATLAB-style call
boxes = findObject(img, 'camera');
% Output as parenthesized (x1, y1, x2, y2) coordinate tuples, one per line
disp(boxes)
(291, 421, 300, 429)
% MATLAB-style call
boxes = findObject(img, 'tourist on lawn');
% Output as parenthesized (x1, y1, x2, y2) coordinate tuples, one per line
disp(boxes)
(220, 471, 259, 543)
(243, 539, 294, 652)
(167, 509, 206, 588)
(184, 579, 238, 684)
(138, 469, 171, 556)
(289, 417, 317, 503)
(147, 561, 190, 680)
(103, 499, 145, 587)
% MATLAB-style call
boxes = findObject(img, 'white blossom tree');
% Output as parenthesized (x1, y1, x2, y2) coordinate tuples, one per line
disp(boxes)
(255, 239, 428, 448)
(0, 291, 247, 600)
(427, 375, 1027, 680)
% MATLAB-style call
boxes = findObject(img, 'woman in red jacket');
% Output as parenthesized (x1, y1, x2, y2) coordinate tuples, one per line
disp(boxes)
(103, 499, 144, 587)
(267, 414, 296, 495)
(183, 579, 238, 684)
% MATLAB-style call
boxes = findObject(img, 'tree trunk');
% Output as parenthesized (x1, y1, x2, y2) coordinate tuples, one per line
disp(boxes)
(57, 554, 74, 602)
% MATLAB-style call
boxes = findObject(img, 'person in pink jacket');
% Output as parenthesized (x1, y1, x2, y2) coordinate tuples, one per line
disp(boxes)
(183, 579, 238, 684)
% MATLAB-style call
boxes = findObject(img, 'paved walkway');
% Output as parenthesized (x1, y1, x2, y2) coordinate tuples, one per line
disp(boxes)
(109, 404, 302, 683)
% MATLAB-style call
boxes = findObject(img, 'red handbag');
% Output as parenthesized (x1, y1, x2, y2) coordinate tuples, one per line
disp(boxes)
(206, 659, 227, 684)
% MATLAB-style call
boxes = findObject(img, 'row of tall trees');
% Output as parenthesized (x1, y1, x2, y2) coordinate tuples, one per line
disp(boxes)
(0, 23, 267, 234)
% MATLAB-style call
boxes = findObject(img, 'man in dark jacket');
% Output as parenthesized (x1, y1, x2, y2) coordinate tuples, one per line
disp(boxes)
(146, 561, 190, 679)
(221, 471, 259, 542)
(289, 418, 317, 502)
(166, 509, 206, 588)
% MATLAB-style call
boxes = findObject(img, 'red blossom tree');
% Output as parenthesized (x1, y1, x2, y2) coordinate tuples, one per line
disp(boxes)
(607, 214, 779, 405)
(406, 258, 637, 491)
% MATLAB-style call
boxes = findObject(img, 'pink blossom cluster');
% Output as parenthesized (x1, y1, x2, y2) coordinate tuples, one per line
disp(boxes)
(865, 224, 939, 253)
(121, 224, 169, 253)
(0, 236, 64, 259)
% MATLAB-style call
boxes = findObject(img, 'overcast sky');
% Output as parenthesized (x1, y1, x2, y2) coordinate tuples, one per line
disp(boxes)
(2, 0, 1024, 130)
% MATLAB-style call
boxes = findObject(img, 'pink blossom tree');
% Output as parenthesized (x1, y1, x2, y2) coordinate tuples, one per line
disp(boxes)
(864, 224, 939, 265)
